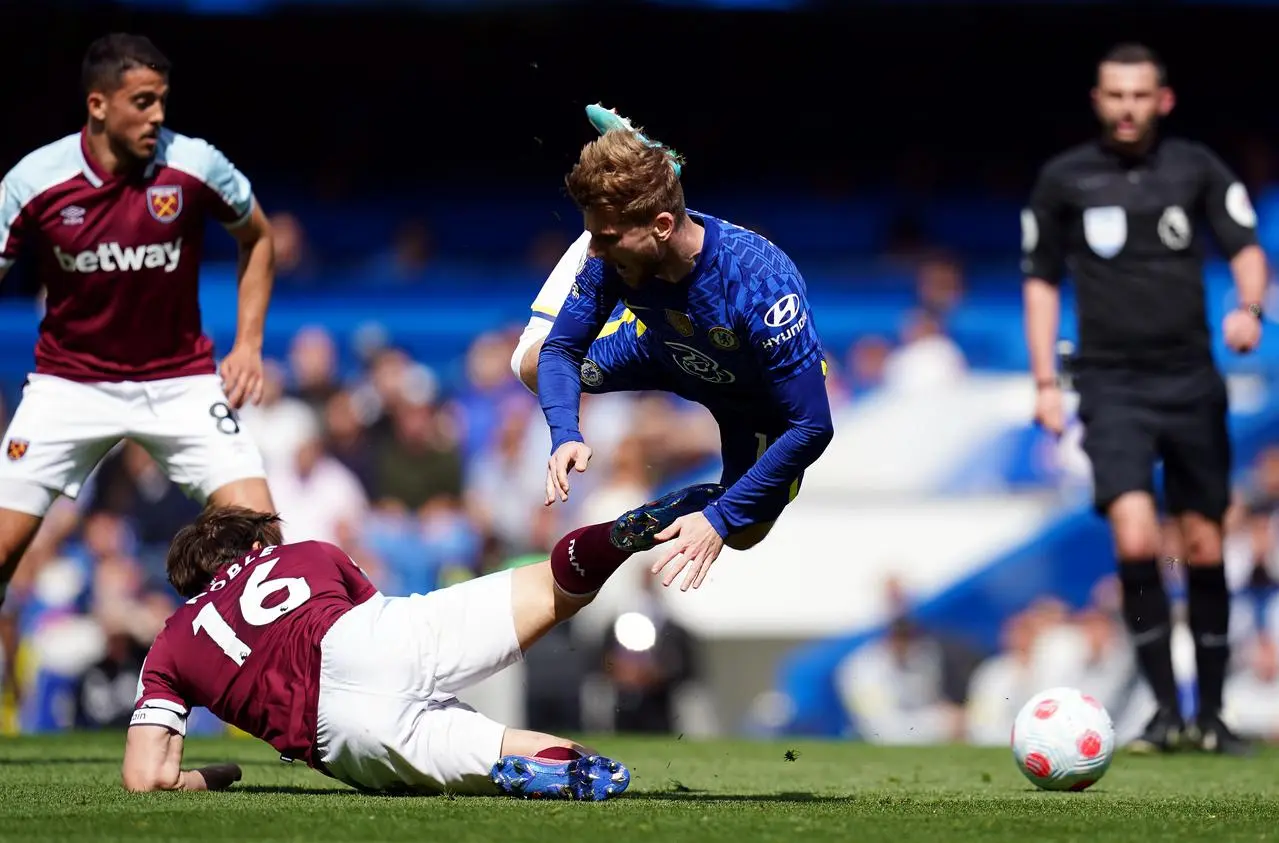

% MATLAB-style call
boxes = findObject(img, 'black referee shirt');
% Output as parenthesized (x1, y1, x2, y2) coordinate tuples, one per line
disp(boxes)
(1021, 137, 1260, 367)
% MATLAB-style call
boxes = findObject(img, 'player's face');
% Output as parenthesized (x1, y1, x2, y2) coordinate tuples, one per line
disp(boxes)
(1092, 62, 1172, 147)
(583, 209, 673, 285)
(88, 68, 169, 162)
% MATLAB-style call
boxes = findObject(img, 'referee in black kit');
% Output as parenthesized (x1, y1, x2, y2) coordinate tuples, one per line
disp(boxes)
(1021, 43, 1268, 755)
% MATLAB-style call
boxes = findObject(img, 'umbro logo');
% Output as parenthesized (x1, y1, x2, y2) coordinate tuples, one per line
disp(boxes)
(60, 206, 85, 226)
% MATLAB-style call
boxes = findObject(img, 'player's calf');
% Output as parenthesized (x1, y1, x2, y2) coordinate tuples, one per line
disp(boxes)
(510, 548, 640, 656)
(0, 504, 48, 607)
(545, 483, 728, 598)
(547, 520, 636, 600)
(518, 484, 727, 647)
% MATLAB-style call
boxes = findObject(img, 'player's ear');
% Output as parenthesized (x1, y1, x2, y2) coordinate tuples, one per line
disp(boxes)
(86, 91, 108, 123)
(652, 212, 676, 242)
(1158, 86, 1175, 117)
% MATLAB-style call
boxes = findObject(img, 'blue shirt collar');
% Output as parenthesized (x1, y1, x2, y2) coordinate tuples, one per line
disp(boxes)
(685, 210, 719, 282)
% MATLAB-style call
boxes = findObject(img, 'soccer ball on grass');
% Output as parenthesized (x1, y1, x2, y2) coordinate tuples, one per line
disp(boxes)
(1011, 686, 1115, 791)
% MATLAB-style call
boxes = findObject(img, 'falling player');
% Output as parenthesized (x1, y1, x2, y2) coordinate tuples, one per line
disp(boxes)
(123, 503, 670, 799)
(515, 112, 834, 593)
(0, 33, 275, 605)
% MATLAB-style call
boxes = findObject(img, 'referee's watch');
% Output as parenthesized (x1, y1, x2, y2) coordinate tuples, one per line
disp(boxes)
(1244, 302, 1264, 321)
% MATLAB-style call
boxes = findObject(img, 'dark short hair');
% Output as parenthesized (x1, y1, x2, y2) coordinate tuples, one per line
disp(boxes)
(82, 33, 171, 95)
(166, 506, 284, 598)
(1099, 42, 1167, 86)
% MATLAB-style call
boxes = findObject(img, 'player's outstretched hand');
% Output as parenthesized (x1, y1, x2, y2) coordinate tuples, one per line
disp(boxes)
(651, 510, 725, 591)
(220, 344, 265, 409)
(1034, 383, 1065, 438)
(1224, 309, 1263, 355)
(546, 441, 593, 506)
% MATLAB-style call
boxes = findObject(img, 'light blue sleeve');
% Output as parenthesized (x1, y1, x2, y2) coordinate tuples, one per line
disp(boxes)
(163, 133, 254, 226)
(201, 142, 254, 226)
(0, 173, 24, 268)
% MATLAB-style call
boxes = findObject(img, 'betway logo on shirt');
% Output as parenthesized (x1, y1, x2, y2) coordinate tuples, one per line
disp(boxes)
(54, 238, 183, 274)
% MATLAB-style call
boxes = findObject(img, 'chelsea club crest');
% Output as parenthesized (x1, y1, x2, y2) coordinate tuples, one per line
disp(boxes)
(709, 327, 739, 350)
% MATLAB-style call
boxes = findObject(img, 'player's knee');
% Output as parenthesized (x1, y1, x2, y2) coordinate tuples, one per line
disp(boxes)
(0, 493, 48, 572)
(1178, 514, 1223, 565)
(509, 342, 525, 383)
(1107, 493, 1161, 561)
(1110, 522, 1161, 562)
(514, 339, 542, 394)
(726, 520, 775, 551)
(206, 477, 274, 513)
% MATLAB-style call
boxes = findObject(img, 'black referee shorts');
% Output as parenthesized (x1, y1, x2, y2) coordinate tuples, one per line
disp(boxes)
(1074, 364, 1232, 521)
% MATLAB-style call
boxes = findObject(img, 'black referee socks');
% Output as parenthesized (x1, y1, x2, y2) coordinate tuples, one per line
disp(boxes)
(1186, 564, 1230, 719)
(1118, 559, 1181, 715)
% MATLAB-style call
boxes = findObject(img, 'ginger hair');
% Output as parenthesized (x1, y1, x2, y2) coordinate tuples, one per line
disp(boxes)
(564, 130, 686, 224)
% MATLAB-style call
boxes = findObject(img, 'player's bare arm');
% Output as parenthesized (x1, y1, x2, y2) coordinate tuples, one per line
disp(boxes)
(1198, 148, 1268, 354)
(122, 724, 241, 793)
(1021, 162, 1069, 436)
(220, 200, 274, 409)
(1023, 278, 1065, 435)
(1223, 245, 1267, 353)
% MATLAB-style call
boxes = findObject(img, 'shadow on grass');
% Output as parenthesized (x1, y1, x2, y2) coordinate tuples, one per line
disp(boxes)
(628, 790, 855, 803)
(233, 785, 853, 804)
(234, 786, 363, 796)
(0, 758, 117, 766)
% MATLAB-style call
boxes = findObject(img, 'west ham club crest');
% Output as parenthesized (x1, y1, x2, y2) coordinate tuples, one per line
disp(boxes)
(147, 185, 183, 223)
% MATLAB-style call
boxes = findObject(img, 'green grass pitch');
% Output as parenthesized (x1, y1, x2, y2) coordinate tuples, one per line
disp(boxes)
(3, 732, 1279, 842)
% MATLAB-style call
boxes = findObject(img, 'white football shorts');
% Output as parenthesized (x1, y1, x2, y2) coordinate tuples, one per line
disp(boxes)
(0, 373, 267, 516)
(314, 568, 522, 794)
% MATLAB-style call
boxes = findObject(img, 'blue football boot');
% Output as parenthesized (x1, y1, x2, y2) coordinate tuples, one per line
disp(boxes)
(609, 483, 726, 552)
(490, 753, 630, 801)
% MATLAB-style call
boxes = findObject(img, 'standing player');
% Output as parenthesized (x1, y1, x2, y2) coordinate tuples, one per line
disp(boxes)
(522, 124, 833, 593)
(0, 34, 275, 605)
(1022, 43, 1267, 754)
(124, 504, 654, 799)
